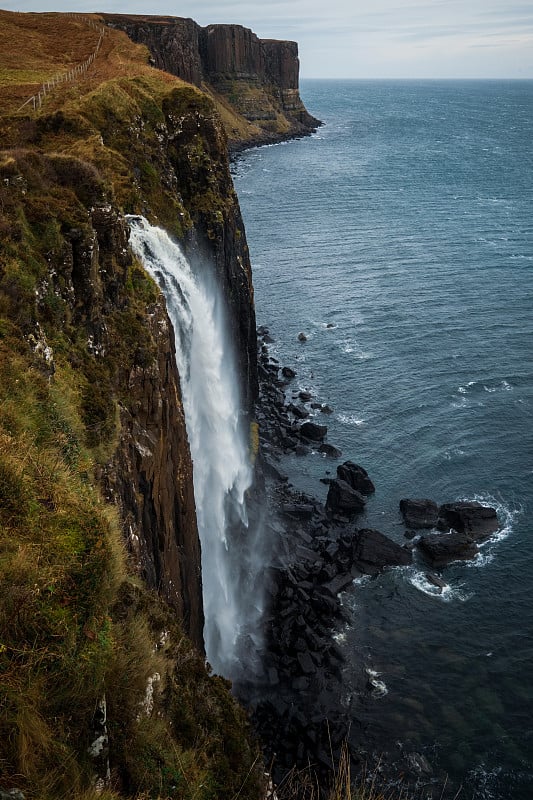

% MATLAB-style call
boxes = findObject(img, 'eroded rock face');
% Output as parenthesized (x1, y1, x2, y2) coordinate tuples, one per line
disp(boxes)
(105, 16, 203, 85)
(106, 302, 204, 650)
(67, 206, 204, 651)
(158, 87, 259, 411)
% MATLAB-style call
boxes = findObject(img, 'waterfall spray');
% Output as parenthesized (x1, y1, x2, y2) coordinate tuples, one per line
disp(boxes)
(128, 217, 262, 676)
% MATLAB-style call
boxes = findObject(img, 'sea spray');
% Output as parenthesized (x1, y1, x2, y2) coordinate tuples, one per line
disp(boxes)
(128, 216, 261, 676)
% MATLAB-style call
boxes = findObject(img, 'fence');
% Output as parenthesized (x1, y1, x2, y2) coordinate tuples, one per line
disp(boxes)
(16, 15, 106, 113)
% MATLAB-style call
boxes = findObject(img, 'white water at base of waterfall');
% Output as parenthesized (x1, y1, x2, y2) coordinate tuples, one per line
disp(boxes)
(128, 216, 256, 676)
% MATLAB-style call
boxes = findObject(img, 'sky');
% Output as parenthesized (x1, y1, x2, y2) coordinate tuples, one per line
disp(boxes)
(5, 0, 533, 78)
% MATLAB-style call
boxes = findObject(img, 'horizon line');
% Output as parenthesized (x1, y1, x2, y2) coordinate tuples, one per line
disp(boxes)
(301, 76, 533, 81)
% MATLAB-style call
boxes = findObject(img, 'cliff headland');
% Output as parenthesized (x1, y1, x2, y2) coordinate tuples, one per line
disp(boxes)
(102, 13, 321, 152)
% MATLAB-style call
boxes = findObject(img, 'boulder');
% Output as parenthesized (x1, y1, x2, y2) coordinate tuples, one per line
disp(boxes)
(299, 390, 313, 401)
(437, 501, 499, 539)
(287, 402, 309, 419)
(281, 366, 296, 379)
(399, 498, 439, 529)
(262, 456, 288, 483)
(297, 652, 317, 675)
(326, 573, 355, 595)
(337, 461, 375, 495)
(281, 503, 316, 522)
(353, 528, 412, 574)
(299, 421, 327, 441)
(418, 531, 479, 567)
(318, 443, 342, 458)
(326, 478, 366, 515)
(298, 332, 307, 342)
(425, 573, 448, 591)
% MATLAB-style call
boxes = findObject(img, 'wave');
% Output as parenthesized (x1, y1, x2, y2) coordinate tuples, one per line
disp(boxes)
(365, 667, 388, 698)
(463, 493, 522, 569)
(408, 569, 474, 603)
(444, 447, 467, 460)
(340, 339, 372, 359)
(337, 413, 366, 426)
(456, 378, 514, 396)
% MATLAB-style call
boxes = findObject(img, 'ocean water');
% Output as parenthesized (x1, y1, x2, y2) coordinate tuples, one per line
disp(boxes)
(233, 81, 533, 798)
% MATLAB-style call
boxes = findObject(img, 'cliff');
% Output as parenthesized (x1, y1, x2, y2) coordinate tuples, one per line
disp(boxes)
(0, 11, 261, 798)
(103, 13, 321, 150)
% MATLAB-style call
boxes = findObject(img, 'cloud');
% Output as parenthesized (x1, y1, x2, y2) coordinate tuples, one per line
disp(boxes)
(3, 0, 533, 77)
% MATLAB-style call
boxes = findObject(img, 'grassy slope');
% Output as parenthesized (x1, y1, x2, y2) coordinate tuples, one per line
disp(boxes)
(0, 12, 262, 800)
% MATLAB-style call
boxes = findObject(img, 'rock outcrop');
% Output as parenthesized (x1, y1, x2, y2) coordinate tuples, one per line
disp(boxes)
(400, 498, 499, 567)
(437, 501, 499, 538)
(418, 531, 479, 567)
(399, 498, 439, 529)
(102, 14, 321, 150)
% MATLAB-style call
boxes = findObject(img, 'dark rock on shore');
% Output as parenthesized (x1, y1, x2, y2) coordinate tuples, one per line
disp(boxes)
(437, 501, 499, 539)
(399, 498, 439, 529)
(353, 528, 412, 575)
(326, 479, 366, 515)
(337, 461, 375, 495)
(300, 421, 327, 441)
(287, 402, 309, 419)
(281, 366, 296, 379)
(251, 327, 436, 792)
(418, 530, 479, 567)
(400, 498, 499, 566)
(319, 443, 342, 458)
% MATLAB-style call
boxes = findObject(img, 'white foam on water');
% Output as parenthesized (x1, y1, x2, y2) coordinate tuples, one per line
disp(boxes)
(365, 667, 388, 698)
(353, 574, 373, 588)
(457, 380, 476, 394)
(340, 339, 371, 359)
(337, 413, 366, 426)
(408, 569, 473, 603)
(467, 764, 503, 800)
(463, 493, 522, 569)
(457, 378, 513, 397)
(444, 447, 466, 460)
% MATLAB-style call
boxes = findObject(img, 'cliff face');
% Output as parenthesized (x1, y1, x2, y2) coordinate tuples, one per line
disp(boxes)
(103, 14, 321, 149)
(89, 209, 204, 647)
(0, 14, 263, 796)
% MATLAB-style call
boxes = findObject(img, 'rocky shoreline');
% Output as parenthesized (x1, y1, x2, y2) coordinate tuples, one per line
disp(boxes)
(236, 325, 502, 795)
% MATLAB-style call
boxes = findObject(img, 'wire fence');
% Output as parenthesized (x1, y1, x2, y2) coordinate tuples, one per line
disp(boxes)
(16, 15, 106, 113)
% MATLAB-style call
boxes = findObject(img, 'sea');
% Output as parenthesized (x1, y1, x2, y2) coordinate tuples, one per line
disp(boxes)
(232, 80, 533, 799)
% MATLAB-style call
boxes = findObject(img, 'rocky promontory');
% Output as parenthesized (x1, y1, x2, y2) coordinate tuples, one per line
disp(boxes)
(103, 13, 321, 150)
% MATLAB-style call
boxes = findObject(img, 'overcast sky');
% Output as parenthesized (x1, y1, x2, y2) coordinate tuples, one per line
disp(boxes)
(6, 0, 533, 78)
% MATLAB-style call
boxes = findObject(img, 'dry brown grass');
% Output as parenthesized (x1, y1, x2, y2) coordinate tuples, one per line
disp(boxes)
(0, 10, 179, 117)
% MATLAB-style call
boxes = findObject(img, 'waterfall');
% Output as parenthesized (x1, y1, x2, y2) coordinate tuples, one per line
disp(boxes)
(128, 216, 259, 676)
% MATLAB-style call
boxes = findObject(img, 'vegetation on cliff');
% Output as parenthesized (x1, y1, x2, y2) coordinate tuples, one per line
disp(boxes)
(0, 11, 262, 799)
